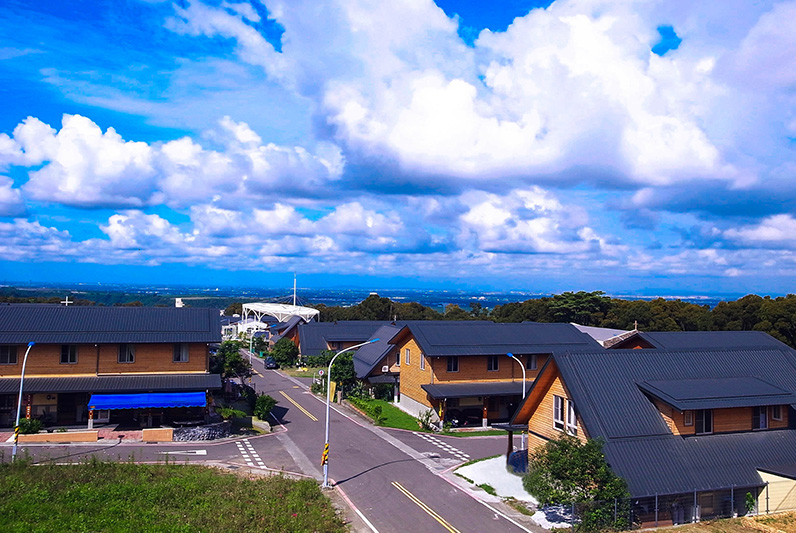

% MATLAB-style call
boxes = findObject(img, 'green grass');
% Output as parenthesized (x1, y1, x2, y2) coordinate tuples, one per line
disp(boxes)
(0, 459, 346, 533)
(477, 483, 497, 496)
(454, 473, 474, 484)
(282, 366, 324, 378)
(347, 398, 426, 431)
(458, 454, 501, 469)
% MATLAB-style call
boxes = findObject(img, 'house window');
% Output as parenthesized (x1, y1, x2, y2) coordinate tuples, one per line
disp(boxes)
(566, 400, 578, 436)
(695, 409, 713, 434)
(420, 354, 425, 370)
(446, 357, 459, 372)
(396, 352, 400, 367)
(118, 344, 135, 364)
(173, 344, 189, 363)
(404, 348, 410, 365)
(553, 395, 565, 431)
(752, 406, 768, 430)
(526, 354, 538, 371)
(772, 405, 783, 421)
(684, 410, 693, 426)
(60, 345, 78, 364)
(487, 355, 499, 372)
(0, 345, 18, 365)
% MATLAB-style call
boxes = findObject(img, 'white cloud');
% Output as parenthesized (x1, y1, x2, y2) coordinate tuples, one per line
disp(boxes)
(0, 176, 25, 217)
(2, 114, 343, 209)
(725, 215, 796, 249)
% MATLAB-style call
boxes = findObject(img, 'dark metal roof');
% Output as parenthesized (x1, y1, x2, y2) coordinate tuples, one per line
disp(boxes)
(393, 322, 602, 357)
(367, 374, 399, 384)
(633, 330, 793, 350)
(298, 321, 389, 356)
(422, 380, 532, 399)
(0, 305, 221, 344)
(0, 373, 222, 394)
(638, 377, 796, 410)
(353, 324, 401, 378)
(604, 430, 796, 497)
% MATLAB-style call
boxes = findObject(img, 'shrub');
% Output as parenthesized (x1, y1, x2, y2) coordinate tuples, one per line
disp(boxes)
(254, 394, 277, 421)
(271, 338, 299, 367)
(240, 384, 257, 411)
(17, 418, 42, 434)
(418, 409, 436, 431)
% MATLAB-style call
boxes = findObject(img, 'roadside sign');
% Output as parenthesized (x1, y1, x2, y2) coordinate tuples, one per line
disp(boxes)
(318, 369, 324, 376)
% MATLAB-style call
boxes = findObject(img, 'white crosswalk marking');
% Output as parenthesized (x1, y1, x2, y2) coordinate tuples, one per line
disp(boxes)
(413, 432, 470, 461)
(238, 439, 266, 468)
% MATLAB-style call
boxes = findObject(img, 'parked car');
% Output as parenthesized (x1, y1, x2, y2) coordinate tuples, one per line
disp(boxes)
(264, 356, 278, 369)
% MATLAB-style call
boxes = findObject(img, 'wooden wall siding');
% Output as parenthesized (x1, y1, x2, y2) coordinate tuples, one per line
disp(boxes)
(394, 337, 433, 408)
(527, 372, 587, 443)
(430, 354, 547, 383)
(653, 400, 789, 435)
(0, 343, 208, 377)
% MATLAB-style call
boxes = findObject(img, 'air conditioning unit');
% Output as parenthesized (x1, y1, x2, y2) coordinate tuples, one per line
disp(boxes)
(382, 365, 390, 373)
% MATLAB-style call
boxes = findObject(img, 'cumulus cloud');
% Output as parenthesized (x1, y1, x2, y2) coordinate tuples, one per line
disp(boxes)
(1, 114, 343, 209)
(724, 215, 796, 249)
(0, 176, 25, 217)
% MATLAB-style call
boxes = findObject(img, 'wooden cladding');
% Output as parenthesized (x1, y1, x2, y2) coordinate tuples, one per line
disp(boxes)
(653, 400, 789, 436)
(0, 343, 209, 377)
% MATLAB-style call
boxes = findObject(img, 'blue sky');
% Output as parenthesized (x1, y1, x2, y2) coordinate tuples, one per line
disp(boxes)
(1, 0, 795, 294)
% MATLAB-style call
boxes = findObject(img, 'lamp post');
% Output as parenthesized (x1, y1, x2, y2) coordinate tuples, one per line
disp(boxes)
(507, 352, 526, 450)
(12, 341, 35, 462)
(322, 338, 379, 488)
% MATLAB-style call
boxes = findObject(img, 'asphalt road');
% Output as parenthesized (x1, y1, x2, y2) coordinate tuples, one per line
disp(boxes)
(6, 358, 538, 533)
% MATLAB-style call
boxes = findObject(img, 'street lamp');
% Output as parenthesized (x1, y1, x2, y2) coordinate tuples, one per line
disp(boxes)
(12, 341, 35, 462)
(322, 338, 380, 488)
(507, 352, 527, 450)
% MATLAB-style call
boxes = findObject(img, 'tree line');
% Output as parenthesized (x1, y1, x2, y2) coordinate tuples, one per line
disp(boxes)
(312, 292, 796, 349)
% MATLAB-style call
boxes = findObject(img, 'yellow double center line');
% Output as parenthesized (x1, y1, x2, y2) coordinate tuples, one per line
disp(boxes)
(391, 481, 461, 533)
(278, 391, 318, 422)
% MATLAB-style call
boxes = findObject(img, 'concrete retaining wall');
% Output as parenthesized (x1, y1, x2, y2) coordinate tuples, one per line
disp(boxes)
(19, 431, 98, 443)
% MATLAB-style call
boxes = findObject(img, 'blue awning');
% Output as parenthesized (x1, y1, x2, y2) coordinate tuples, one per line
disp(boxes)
(88, 392, 207, 410)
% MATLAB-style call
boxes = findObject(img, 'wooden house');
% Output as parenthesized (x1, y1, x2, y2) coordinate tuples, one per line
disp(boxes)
(511, 337, 796, 525)
(0, 304, 221, 428)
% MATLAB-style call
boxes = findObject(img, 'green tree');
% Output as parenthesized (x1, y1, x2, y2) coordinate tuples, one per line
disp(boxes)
(549, 291, 612, 325)
(523, 435, 629, 531)
(253, 394, 277, 420)
(271, 338, 299, 367)
(210, 341, 252, 379)
(329, 353, 358, 397)
(224, 302, 243, 316)
(443, 304, 472, 320)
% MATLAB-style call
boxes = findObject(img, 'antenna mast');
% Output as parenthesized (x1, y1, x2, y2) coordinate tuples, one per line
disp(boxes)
(293, 273, 297, 306)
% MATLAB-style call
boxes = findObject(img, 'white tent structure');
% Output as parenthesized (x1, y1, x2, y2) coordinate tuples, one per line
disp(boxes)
(242, 303, 320, 324)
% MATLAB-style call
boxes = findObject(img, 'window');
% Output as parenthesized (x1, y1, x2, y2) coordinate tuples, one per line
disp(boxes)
(526, 354, 538, 371)
(752, 406, 768, 430)
(118, 343, 135, 364)
(173, 344, 189, 363)
(404, 348, 410, 365)
(683, 410, 693, 426)
(60, 345, 78, 364)
(0, 345, 18, 365)
(566, 400, 578, 436)
(420, 354, 425, 370)
(695, 409, 713, 434)
(396, 352, 400, 367)
(446, 357, 459, 372)
(772, 405, 783, 421)
(487, 355, 499, 372)
(553, 395, 565, 431)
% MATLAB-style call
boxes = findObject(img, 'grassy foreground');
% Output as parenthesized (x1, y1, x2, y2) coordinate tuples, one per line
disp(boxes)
(0, 459, 346, 533)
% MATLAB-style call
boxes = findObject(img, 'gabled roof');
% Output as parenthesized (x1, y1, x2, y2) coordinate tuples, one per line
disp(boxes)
(610, 330, 792, 351)
(513, 343, 796, 497)
(353, 324, 401, 378)
(270, 315, 304, 343)
(389, 321, 602, 357)
(297, 321, 390, 356)
(0, 305, 221, 344)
